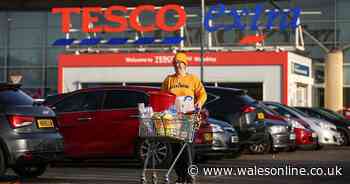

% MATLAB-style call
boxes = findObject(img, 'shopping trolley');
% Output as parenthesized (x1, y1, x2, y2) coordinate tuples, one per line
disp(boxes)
(139, 112, 201, 184)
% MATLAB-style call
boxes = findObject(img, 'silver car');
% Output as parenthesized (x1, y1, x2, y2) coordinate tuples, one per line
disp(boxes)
(263, 102, 342, 146)
(195, 118, 240, 160)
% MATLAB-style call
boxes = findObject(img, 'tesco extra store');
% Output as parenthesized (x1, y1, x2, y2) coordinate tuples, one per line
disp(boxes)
(54, 1, 314, 107)
(3, 0, 350, 109)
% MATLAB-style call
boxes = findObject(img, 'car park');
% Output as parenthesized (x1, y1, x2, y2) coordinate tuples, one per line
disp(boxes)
(44, 86, 238, 167)
(295, 107, 350, 146)
(204, 87, 295, 154)
(0, 83, 64, 178)
(263, 102, 342, 148)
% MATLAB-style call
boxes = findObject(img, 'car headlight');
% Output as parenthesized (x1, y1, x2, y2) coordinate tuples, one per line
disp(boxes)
(348, 126, 350, 130)
(269, 125, 287, 134)
(317, 121, 335, 130)
(210, 124, 224, 133)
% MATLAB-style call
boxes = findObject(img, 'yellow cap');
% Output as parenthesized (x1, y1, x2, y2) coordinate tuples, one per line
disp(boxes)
(174, 52, 188, 65)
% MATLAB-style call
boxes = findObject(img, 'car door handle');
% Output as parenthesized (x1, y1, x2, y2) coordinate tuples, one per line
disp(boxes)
(77, 117, 92, 122)
(129, 115, 140, 118)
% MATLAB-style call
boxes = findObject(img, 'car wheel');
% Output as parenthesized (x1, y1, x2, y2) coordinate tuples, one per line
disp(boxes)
(0, 148, 6, 176)
(286, 146, 297, 152)
(314, 143, 323, 150)
(339, 130, 349, 146)
(248, 136, 272, 154)
(138, 139, 173, 168)
(13, 164, 47, 178)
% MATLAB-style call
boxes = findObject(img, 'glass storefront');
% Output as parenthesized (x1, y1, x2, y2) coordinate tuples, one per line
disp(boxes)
(0, 0, 348, 104)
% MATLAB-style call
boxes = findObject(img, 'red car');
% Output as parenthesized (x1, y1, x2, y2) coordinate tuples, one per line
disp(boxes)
(44, 86, 217, 167)
(260, 103, 318, 149)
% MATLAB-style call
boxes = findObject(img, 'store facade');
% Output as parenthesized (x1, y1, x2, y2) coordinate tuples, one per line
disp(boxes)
(0, 0, 349, 107)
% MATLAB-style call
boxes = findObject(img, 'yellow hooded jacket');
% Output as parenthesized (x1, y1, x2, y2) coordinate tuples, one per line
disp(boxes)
(161, 73, 207, 107)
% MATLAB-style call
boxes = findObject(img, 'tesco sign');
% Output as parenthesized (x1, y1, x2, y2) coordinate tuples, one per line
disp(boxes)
(52, 4, 301, 33)
(52, 4, 187, 33)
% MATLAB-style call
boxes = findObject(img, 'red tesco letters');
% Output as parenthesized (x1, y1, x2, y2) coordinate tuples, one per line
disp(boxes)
(52, 4, 186, 33)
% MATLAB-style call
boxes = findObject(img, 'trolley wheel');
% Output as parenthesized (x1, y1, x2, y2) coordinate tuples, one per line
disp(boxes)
(163, 177, 170, 184)
(137, 139, 173, 168)
(152, 173, 158, 184)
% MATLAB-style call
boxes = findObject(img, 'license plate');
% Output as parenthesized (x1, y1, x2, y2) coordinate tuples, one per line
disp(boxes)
(37, 119, 54, 128)
(231, 136, 239, 143)
(204, 133, 213, 142)
(290, 133, 296, 140)
(257, 113, 265, 120)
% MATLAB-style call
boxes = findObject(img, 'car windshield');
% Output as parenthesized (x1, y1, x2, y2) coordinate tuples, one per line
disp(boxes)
(316, 108, 345, 121)
(0, 89, 34, 105)
(241, 95, 256, 104)
(258, 102, 280, 115)
(287, 106, 311, 117)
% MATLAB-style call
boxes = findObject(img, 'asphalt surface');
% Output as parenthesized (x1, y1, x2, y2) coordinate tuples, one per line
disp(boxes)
(1, 146, 350, 184)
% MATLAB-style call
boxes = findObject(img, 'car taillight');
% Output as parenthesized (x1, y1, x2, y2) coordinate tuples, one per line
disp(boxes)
(8, 115, 34, 128)
(242, 105, 256, 113)
(200, 109, 210, 120)
(195, 124, 213, 144)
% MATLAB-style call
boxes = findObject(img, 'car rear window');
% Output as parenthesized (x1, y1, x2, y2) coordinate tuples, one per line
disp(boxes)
(0, 89, 33, 105)
(239, 94, 256, 104)
(206, 93, 256, 113)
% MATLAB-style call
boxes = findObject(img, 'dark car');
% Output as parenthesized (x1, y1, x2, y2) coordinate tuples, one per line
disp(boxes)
(295, 107, 350, 146)
(44, 86, 238, 167)
(0, 83, 63, 178)
(204, 86, 295, 154)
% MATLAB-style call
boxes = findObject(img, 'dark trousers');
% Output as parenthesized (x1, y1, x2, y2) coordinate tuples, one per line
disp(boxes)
(171, 143, 194, 178)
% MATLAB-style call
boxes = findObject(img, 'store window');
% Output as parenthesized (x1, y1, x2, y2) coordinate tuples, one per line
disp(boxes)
(345, 88, 350, 107)
(7, 68, 42, 87)
(8, 12, 45, 28)
(9, 28, 42, 49)
(46, 68, 58, 94)
(345, 66, 350, 85)
(9, 49, 42, 67)
(184, 7, 201, 47)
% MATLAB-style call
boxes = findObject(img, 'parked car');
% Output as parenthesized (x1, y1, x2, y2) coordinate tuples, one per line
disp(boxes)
(0, 83, 64, 178)
(204, 87, 295, 154)
(260, 103, 317, 149)
(44, 86, 239, 167)
(263, 102, 342, 147)
(295, 107, 350, 146)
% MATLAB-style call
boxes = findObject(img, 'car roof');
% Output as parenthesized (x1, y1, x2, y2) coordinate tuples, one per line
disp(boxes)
(205, 86, 247, 96)
(56, 85, 161, 98)
(46, 85, 161, 106)
(0, 83, 22, 90)
(262, 101, 282, 105)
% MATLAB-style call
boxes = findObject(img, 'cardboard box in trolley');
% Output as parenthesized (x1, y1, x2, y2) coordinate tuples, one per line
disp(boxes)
(175, 96, 195, 113)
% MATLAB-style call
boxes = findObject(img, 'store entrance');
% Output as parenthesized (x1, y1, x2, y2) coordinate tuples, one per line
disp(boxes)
(296, 83, 308, 106)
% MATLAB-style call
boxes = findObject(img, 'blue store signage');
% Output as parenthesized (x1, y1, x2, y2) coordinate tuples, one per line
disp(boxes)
(293, 63, 310, 77)
(204, 4, 301, 32)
